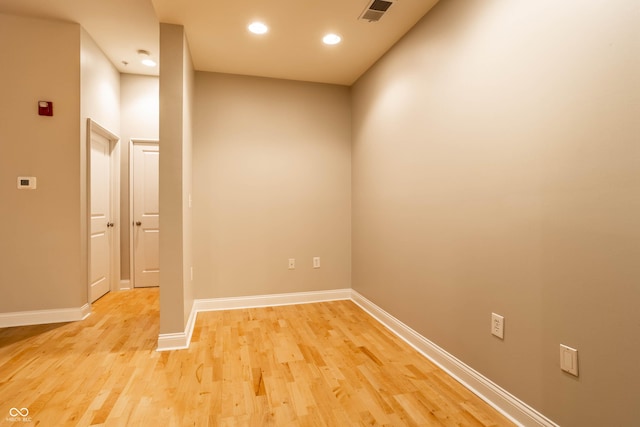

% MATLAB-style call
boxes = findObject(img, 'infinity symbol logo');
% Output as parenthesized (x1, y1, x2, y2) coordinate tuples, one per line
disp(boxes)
(9, 408, 29, 417)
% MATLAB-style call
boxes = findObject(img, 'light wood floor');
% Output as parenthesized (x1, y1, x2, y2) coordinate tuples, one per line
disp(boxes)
(0, 289, 514, 426)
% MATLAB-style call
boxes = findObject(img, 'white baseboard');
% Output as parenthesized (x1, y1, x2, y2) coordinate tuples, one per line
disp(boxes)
(350, 290, 558, 427)
(193, 288, 352, 312)
(158, 289, 351, 351)
(156, 301, 197, 351)
(119, 280, 131, 291)
(0, 303, 91, 328)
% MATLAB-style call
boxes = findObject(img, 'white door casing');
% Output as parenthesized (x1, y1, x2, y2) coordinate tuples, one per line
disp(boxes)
(131, 141, 159, 288)
(88, 119, 120, 303)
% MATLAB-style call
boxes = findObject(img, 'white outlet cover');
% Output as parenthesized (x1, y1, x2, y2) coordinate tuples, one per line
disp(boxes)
(560, 344, 579, 376)
(17, 176, 37, 189)
(491, 313, 504, 339)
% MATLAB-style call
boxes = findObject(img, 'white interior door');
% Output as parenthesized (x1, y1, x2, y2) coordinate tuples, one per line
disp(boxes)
(132, 143, 160, 288)
(90, 132, 112, 302)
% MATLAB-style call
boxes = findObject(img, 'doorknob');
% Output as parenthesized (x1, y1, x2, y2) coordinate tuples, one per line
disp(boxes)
(107, 222, 114, 227)
(135, 221, 142, 226)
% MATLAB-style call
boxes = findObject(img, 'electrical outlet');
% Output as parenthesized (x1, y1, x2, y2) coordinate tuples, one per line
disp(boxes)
(313, 257, 320, 268)
(491, 313, 504, 339)
(288, 258, 295, 270)
(560, 344, 579, 376)
(17, 177, 37, 190)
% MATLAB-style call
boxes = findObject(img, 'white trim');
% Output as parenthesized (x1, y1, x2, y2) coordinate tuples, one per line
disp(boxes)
(81, 303, 91, 320)
(193, 288, 352, 312)
(0, 304, 91, 328)
(156, 332, 189, 351)
(156, 302, 197, 351)
(350, 290, 559, 427)
(119, 280, 131, 291)
(157, 289, 351, 351)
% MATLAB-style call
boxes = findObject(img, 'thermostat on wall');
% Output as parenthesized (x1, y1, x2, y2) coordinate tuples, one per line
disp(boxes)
(17, 177, 37, 189)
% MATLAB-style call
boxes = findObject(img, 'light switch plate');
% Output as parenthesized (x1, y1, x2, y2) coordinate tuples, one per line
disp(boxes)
(560, 344, 579, 376)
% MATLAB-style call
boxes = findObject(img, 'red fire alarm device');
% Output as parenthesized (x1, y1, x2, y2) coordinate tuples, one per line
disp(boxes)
(38, 101, 53, 116)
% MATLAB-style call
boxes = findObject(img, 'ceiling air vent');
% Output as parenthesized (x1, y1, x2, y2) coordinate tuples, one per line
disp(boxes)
(359, 0, 394, 22)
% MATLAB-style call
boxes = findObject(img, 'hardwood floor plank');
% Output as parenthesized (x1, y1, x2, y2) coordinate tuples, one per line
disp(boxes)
(0, 289, 514, 426)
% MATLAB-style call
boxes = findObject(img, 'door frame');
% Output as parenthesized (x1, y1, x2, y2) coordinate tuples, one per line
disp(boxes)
(129, 139, 159, 289)
(87, 119, 121, 301)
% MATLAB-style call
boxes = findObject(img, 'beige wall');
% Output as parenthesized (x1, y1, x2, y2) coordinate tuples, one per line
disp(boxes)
(4, 3, 638, 423)
(80, 29, 120, 135)
(159, 23, 194, 334)
(119, 74, 159, 281)
(193, 73, 351, 299)
(351, 0, 640, 425)
(0, 14, 83, 312)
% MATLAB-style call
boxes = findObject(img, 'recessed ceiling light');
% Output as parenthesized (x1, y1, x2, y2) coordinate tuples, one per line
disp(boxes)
(322, 33, 342, 45)
(248, 22, 268, 35)
(137, 49, 157, 67)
